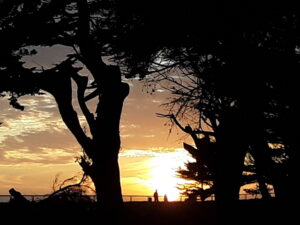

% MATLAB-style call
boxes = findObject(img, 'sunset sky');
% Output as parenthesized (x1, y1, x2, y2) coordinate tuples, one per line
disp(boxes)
(0, 45, 194, 200)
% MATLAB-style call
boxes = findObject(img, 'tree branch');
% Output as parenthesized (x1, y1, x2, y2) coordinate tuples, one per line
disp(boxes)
(156, 113, 215, 136)
(84, 88, 99, 102)
(39, 59, 94, 158)
(71, 73, 96, 135)
(47, 174, 88, 200)
(76, 0, 107, 85)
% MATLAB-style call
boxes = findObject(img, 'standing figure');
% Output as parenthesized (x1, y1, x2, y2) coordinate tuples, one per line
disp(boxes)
(164, 194, 168, 202)
(153, 189, 159, 202)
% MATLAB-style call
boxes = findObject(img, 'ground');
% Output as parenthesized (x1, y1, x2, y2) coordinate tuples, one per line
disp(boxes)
(0, 200, 294, 225)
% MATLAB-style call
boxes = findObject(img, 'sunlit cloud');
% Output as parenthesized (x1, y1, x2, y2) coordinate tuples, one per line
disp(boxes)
(149, 147, 179, 153)
(119, 149, 157, 158)
(120, 134, 134, 139)
(142, 134, 156, 138)
(3, 147, 76, 164)
(5, 149, 45, 161)
(0, 112, 52, 142)
(121, 123, 140, 129)
(0, 94, 67, 143)
(151, 99, 162, 104)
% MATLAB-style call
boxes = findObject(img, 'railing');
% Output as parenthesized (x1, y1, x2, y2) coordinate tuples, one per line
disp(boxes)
(0, 192, 274, 203)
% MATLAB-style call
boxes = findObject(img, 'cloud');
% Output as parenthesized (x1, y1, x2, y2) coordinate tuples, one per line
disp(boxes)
(151, 99, 162, 104)
(120, 134, 134, 139)
(1, 147, 77, 165)
(0, 94, 66, 142)
(142, 134, 156, 138)
(149, 147, 178, 153)
(0, 118, 81, 165)
(0, 92, 85, 166)
(119, 149, 158, 158)
(121, 123, 140, 129)
(4, 148, 72, 160)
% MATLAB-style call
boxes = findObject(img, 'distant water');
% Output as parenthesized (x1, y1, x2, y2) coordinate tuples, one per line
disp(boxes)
(0, 195, 48, 203)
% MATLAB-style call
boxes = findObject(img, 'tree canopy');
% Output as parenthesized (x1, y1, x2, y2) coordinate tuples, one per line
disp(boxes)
(140, 1, 300, 202)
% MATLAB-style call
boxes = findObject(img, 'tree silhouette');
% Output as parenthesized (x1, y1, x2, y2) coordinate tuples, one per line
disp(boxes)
(177, 134, 215, 202)
(0, 0, 130, 208)
(137, 2, 300, 203)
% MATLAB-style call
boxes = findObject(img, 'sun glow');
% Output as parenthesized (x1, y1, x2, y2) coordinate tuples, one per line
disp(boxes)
(146, 149, 193, 201)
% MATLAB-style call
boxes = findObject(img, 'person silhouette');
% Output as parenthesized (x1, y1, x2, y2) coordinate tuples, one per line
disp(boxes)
(9, 188, 29, 204)
(153, 190, 159, 202)
(164, 194, 168, 202)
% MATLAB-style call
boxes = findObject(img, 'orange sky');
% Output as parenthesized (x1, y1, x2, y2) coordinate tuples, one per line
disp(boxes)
(0, 48, 194, 199)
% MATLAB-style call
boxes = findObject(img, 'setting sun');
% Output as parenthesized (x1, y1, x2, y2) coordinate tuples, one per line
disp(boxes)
(146, 149, 194, 201)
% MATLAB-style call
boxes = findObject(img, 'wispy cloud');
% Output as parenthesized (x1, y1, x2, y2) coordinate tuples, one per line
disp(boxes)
(119, 149, 158, 158)
(142, 134, 156, 138)
(2, 147, 77, 165)
(120, 134, 134, 139)
(0, 95, 66, 143)
(151, 99, 162, 104)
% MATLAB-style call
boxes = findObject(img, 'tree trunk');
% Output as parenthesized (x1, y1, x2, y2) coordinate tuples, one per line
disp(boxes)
(80, 82, 129, 208)
(213, 109, 247, 225)
(91, 76, 129, 208)
(75, 0, 131, 208)
(251, 144, 272, 200)
(214, 109, 246, 203)
(43, 65, 129, 208)
(90, 152, 123, 207)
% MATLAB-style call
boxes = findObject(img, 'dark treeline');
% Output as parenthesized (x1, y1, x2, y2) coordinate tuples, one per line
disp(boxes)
(113, 1, 299, 204)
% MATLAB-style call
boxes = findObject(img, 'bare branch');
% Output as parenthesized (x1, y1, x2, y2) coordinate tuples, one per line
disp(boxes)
(157, 113, 215, 136)
(47, 174, 89, 200)
(59, 176, 78, 190)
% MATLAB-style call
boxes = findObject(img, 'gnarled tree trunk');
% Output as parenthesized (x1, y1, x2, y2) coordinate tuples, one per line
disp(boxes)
(41, 56, 129, 208)
(89, 79, 129, 207)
